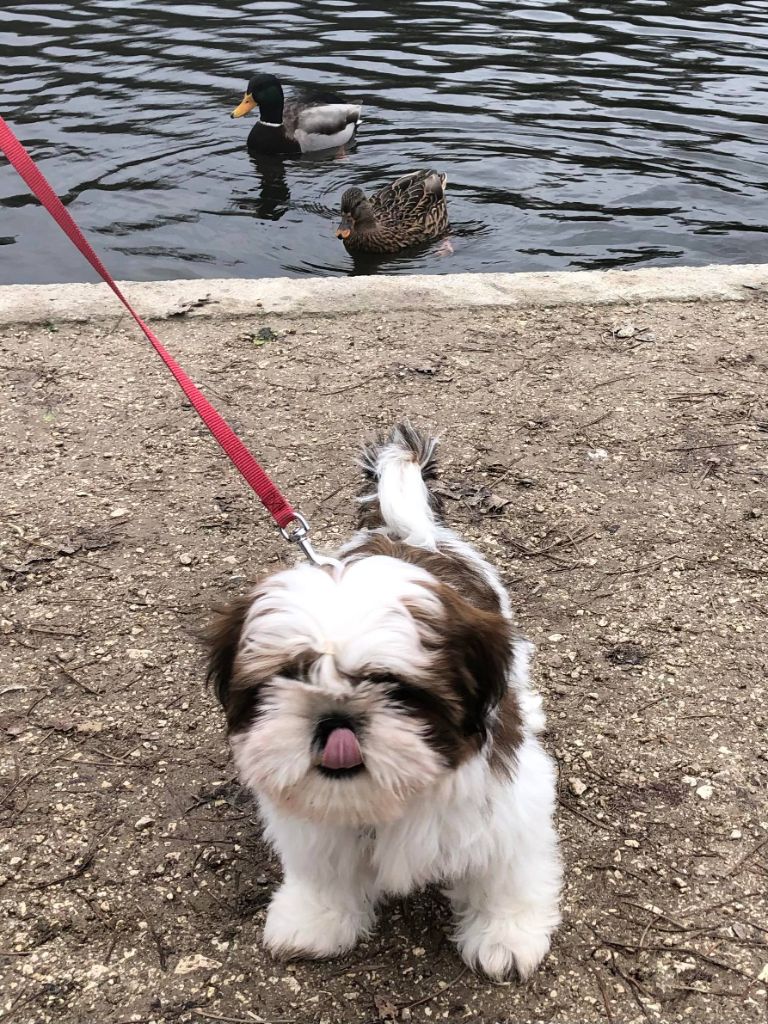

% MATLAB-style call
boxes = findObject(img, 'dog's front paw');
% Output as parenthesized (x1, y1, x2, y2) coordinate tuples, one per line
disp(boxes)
(455, 910, 555, 982)
(263, 882, 372, 959)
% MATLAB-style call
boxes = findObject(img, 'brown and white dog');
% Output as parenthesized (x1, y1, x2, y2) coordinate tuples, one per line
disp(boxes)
(208, 425, 561, 979)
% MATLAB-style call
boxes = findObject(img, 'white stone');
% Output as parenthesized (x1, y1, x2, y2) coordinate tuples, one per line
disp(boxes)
(174, 954, 222, 975)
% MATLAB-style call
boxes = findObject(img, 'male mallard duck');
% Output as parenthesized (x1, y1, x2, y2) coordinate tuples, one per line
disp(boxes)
(335, 170, 449, 253)
(231, 73, 362, 156)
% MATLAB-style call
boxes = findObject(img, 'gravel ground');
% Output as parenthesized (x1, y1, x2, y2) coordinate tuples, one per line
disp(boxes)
(1, 297, 767, 1024)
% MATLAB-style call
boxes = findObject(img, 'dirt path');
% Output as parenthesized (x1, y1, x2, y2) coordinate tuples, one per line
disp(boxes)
(1, 297, 767, 1024)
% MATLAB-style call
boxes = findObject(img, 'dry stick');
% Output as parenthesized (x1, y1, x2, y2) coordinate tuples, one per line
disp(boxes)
(591, 968, 615, 1023)
(624, 974, 653, 1023)
(137, 900, 170, 972)
(602, 938, 755, 980)
(587, 863, 652, 886)
(588, 373, 637, 392)
(0, 749, 61, 808)
(322, 372, 386, 396)
(638, 913, 661, 949)
(321, 960, 391, 981)
(558, 797, 611, 831)
(725, 834, 768, 878)
(0, 988, 43, 1024)
(401, 965, 469, 1011)
(103, 931, 120, 966)
(604, 554, 678, 578)
(49, 658, 101, 696)
(669, 391, 727, 402)
(671, 984, 748, 999)
(34, 822, 118, 889)
(618, 900, 692, 932)
(667, 439, 757, 452)
(192, 1012, 295, 1024)
(578, 410, 614, 430)
(538, 529, 597, 555)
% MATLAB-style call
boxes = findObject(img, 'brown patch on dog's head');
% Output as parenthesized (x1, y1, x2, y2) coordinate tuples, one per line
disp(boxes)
(350, 534, 501, 613)
(401, 581, 521, 767)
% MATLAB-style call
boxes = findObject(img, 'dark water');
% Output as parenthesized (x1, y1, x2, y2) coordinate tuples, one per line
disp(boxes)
(1, 0, 768, 284)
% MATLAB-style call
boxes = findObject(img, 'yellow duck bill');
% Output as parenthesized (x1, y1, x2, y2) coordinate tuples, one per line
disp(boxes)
(231, 93, 257, 118)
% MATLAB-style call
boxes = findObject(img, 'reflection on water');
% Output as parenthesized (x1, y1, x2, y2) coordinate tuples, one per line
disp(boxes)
(237, 155, 291, 221)
(1, 0, 767, 283)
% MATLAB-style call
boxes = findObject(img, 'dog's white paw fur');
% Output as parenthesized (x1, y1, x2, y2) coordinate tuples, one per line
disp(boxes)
(455, 907, 557, 981)
(263, 880, 373, 959)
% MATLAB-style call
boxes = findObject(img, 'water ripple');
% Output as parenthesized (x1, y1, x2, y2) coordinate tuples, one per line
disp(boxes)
(1, 0, 767, 282)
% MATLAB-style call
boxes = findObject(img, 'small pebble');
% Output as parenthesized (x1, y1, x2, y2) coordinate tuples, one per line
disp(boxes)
(174, 954, 222, 975)
(614, 323, 636, 339)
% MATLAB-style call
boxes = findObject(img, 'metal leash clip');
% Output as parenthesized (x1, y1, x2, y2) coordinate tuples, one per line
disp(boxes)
(280, 513, 341, 568)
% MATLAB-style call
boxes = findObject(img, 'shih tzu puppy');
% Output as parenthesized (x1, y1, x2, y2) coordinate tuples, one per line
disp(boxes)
(208, 425, 561, 980)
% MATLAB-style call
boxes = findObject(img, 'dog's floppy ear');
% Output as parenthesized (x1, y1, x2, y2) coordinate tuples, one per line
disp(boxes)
(455, 603, 514, 738)
(206, 596, 251, 707)
(434, 584, 515, 741)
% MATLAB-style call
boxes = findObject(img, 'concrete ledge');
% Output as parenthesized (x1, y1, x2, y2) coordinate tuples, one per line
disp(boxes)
(1, 263, 767, 324)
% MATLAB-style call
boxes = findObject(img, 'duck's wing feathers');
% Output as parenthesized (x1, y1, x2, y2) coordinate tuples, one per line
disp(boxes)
(295, 102, 362, 136)
(281, 89, 360, 134)
(281, 93, 361, 152)
(372, 169, 448, 223)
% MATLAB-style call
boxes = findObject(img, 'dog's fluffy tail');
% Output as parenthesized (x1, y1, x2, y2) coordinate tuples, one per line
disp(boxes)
(358, 424, 442, 548)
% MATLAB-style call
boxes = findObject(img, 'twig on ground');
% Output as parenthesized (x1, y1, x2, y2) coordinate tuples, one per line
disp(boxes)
(578, 410, 614, 430)
(724, 834, 768, 878)
(587, 862, 651, 886)
(401, 966, 469, 1010)
(192, 1012, 295, 1024)
(603, 555, 678, 577)
(591, 968, 615, 1022)
(48, 657, 101, 696)
(34, 823, 118, 889)
(558, 797, 611, 831)
(601, 937, 755, 980)
(137, 901, 170, 972)
(323, 372, 385, 396)
(667, 439, 757, 452)
(588, 373, 637, 392)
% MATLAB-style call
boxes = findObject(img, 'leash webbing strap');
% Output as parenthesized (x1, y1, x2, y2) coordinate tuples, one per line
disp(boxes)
(0, 115, 297, 530)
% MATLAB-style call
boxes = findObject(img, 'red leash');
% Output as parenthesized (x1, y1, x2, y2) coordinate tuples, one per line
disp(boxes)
(0, 115, 329, 556)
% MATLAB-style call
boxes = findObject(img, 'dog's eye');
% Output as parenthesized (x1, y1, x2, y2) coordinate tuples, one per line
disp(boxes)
(388, 681, 445, 717)
(368, 672, 404, 686)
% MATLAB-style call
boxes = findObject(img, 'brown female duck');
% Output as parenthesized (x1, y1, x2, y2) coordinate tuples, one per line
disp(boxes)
(336, 169, 449, 253)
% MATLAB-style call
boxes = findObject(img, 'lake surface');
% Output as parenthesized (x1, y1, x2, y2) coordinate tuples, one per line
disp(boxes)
(1, 0, 767, 284)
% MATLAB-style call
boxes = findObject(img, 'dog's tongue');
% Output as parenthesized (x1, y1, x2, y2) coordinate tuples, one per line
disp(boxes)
(321, 727, 363, 770)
